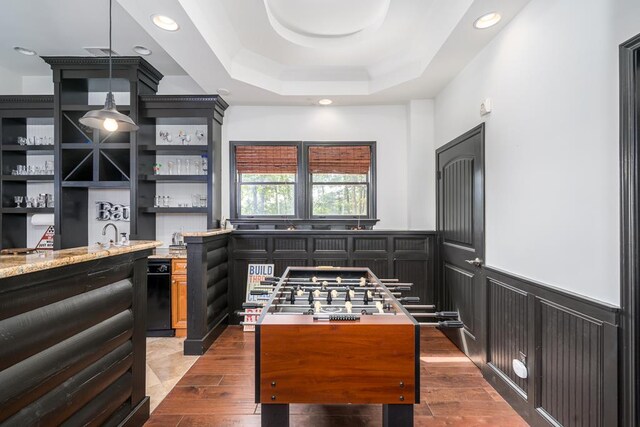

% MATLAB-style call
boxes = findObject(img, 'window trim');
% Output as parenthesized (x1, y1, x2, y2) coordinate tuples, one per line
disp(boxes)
(229, 140, 377, 221)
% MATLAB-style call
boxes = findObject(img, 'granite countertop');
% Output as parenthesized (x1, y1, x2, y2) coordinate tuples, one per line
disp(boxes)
(0, 240, 162, 279)
(182, 229, 233, 238)
(149, 248, 187, 259)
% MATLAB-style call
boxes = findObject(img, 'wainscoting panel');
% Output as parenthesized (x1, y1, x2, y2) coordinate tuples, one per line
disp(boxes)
(395, 259, 430, 304)
(274, 238, 307, 252)
(394, 237, 428, 253)
(443, 263, 475, 337)
(487, 278, 529, 396)
(353, 237, 387, 252)
(354, 258, 389, 279)
(274, 258, 308, 276)
(538, 301, 602, 426)
(480, 267, 619, 427)
(313, 238, 347, 253)
(229, 231, 436, 320)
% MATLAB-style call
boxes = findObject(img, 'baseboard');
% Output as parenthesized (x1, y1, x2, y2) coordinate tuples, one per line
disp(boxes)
(184, 313, 229, 355)
(117, 396, 150, 427)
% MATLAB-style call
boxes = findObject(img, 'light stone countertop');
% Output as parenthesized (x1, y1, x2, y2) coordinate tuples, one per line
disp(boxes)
(149, 248, 187, 259)
(0, 240, 162, 279)
(181, 229, 233, 238)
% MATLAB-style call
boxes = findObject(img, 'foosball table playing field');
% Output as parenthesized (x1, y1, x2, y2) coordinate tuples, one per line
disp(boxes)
(246, 266, 422, 427)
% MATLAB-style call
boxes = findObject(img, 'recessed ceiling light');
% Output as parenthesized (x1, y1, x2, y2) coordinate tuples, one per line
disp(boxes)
(151, 14, 179, 31)
(133, 45, 152, 56)
(318, 99, 333, 106)
(14, 46, 37, 56)
(217, 88, 230, 96)
(474, 12, 501, 29)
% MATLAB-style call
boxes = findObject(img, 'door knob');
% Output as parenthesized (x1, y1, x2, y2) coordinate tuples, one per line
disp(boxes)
(465, 258, 483, 267)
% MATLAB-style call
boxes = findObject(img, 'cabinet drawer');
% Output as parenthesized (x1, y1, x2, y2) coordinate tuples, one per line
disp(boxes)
(172, 259, 187, 276)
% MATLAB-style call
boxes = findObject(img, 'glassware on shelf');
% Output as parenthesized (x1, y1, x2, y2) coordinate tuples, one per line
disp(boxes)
(14, 196, 23, 208)
(25, 197, 34, 208)
(167, 161, 175, 175)
(163, 196, 171, 207)
(177, 159, 182, 175)
(186, 159, 191, 175)
(46, 194, 54, 208)
(45, 161, 53, 174)
(37, 194, 47, 208)
(17, 137, 27, 146)
(154, 195, 161, 207)
(201, 155, 208, 174)
(194, 161, 201, 175)
(199, 194, 207, 208)
(192, 194, 200, 207)
(177, 130, 191, 145)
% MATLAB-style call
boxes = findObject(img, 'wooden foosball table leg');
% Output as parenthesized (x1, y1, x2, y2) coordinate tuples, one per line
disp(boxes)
(383, 404, 414, 427)
(261, 403, 289, 427)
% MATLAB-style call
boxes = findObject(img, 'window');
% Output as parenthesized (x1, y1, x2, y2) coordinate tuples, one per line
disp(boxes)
(231, 142, 376, 222)
(235, 145, 297, 216)
(309, 145, 370, 217)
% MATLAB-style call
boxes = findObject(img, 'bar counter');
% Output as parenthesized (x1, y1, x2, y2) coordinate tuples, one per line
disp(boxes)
(0, 240, 161, 426)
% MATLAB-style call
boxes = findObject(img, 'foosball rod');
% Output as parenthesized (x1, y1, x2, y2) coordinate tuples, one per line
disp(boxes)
(420, 320, 464, 329)
(409, 311, 459, 319)
(403, 304, 436, 310)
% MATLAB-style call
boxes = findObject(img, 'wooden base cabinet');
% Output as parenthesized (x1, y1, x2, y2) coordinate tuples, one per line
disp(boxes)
(171, 259, 187, 337)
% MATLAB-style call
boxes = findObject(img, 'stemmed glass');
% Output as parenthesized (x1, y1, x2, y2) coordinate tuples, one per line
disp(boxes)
(14, 196, 23, 208)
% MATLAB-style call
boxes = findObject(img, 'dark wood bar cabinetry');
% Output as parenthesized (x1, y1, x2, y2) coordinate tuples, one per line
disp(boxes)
(184, 230, 232, 355)
(0, 241, 160, 425)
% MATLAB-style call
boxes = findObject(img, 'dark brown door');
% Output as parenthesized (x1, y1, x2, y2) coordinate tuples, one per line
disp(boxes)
(436, 124, 485, 364)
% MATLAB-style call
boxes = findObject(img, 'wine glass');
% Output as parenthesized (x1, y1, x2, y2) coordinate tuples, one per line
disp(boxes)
(14, 196, 23, 208)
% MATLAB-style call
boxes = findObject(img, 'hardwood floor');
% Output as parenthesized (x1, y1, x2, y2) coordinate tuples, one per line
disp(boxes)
(146, 326, 528, 426)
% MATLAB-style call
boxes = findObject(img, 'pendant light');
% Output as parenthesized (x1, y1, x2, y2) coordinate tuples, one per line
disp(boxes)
(79, 0, 138, 132)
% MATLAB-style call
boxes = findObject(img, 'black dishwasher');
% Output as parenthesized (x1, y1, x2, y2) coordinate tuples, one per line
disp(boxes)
(147, 260, 174, 336)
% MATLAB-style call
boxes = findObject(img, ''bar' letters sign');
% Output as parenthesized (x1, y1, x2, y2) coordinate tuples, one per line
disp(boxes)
(96, 201, 130, 222)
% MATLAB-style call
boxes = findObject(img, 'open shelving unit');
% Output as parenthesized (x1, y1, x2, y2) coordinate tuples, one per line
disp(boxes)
(0, 59, 227, 250)
(136, 95, 227, 241)
(44, 56, 163, 249)
(0, 96, 54, 249)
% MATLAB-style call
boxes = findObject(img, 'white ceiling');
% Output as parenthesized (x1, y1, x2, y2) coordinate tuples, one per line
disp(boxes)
(0, 0, 184, 77)
(1, 0, 531, 105)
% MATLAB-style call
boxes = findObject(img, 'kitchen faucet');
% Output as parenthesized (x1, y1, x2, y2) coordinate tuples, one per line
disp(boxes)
(102, 222, 119, 246)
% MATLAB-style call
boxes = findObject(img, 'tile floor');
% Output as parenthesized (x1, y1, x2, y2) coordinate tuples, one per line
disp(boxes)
(146, 337, 199, 413)
(145, 326, 529, 426)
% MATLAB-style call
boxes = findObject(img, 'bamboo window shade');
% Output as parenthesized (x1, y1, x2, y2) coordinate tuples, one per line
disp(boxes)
(235, 145, 298, 174)
(309, 145, 371, 174)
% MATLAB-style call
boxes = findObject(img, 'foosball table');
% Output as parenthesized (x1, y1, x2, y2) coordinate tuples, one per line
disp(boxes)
(247, 267, 421, 427)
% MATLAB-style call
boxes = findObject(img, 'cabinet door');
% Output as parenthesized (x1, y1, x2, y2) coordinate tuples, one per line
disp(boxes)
(172, 276, 188, 330)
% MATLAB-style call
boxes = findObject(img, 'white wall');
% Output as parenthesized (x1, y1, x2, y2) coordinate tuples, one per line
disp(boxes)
(407, 100, 435, 229)
(222, 105, 410, 229)
(434, 0, 640, 305)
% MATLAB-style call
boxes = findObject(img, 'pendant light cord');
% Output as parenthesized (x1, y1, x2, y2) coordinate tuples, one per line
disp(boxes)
(108, 0, 112, 95)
